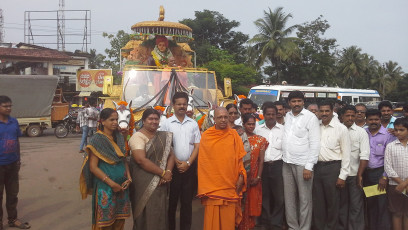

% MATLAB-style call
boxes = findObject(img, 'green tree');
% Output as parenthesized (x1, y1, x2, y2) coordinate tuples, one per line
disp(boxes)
(88, 49, 106, 69)
(248, 7, 300, 83)
(337, 46, 365, 88)
(102, 30, 131, 82)
(284, 16, 337, 85)
(180, 10, 249, 65)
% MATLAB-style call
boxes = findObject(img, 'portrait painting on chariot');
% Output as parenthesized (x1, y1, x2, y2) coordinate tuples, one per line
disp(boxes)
(148, 36, 174, 67)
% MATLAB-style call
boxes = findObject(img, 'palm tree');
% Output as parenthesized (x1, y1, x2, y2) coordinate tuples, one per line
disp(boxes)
(337, 46, 365, 88)
(371, 61, 403, 98)
(248, 7, 300, 83)
(89, 49, 106, 69)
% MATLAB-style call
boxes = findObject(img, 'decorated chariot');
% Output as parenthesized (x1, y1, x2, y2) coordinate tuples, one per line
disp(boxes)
(102, 6, 226, 130)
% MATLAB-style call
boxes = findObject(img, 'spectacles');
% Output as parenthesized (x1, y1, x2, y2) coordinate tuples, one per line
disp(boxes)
(356, 111, 366, 114)
(229, 112, 238, 115)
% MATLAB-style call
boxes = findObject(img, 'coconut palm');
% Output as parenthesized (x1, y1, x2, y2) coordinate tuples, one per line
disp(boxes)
(337, 46, 365, 88)
(371, 61, 403, 98)
(248, 7, 300, 83)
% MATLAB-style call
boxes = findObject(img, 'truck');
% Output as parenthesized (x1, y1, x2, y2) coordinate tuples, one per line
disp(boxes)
(0, 75, 59, 137)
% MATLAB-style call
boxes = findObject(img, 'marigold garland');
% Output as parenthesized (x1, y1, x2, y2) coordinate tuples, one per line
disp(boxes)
(197, 114, 206, 130)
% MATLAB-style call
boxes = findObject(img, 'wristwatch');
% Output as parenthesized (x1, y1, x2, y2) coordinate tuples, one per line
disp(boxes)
(186, 161, 191, 166)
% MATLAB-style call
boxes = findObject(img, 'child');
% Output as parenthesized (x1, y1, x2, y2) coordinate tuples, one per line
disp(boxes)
(385, 117, 408, 230)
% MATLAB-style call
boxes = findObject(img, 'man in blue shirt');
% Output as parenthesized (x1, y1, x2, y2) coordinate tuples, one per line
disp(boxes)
(0, 95, 30, 229)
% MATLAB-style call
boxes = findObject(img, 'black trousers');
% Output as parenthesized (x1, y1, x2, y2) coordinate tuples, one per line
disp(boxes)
(363, 167, 390, 230)
(168, 162, 197, 230)
(312, 161, 341, 230)
(0, 161, 20, 223)
(260, 160, 285, 229)
(337, 176, 365, 230)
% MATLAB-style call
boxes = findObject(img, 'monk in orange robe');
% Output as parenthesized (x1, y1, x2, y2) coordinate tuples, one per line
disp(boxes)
(198, 107, 247, 230)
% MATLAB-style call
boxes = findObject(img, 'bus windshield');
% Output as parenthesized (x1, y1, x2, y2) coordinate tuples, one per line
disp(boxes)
(122, 69, 217, 108)
(248, 89, 279, 105)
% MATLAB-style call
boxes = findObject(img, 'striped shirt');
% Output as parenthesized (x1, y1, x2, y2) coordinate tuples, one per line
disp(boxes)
(385, 139, 408, 185)
(77, 108, 88, 127)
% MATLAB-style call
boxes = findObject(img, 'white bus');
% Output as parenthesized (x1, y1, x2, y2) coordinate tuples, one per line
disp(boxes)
(248, 85, 381, 106)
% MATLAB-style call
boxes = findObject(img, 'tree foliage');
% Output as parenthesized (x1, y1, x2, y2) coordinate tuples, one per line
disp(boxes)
(248, 7, 300, 83)
(88, 48, 106, 69)
(180, 10, 249, 64)
(102, 30, 131, 81)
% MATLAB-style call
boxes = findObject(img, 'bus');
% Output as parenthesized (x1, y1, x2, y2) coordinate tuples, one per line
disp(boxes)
(248, 85, 381, 106)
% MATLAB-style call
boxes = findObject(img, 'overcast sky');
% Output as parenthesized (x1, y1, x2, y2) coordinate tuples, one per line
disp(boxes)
(2, 0, 408, 72)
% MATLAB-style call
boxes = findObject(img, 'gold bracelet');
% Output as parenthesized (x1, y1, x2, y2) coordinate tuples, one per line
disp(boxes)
(103, 176, 108, 182)
(382, 176, 388, 180)
(161, 170, 166, 178)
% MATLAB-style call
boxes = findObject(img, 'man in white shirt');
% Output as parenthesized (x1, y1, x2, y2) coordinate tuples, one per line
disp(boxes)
(234, 98, 254, 127)
(160, 92, 201, 230)
(312, 100, 351, 230)
(282, 91, 320, 230)
(85, 101, 99, 137)
(254, 102, 285, 229)
(338, 105, 369, 230)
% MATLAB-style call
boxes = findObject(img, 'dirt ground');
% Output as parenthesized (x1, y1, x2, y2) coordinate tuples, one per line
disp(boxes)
(7, 129, 204, 230)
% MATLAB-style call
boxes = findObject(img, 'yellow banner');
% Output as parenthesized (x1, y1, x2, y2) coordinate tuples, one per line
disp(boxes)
(76, 69, 112, 92)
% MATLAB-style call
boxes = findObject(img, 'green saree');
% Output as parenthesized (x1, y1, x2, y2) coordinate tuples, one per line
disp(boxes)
(80, 131, 131, 230)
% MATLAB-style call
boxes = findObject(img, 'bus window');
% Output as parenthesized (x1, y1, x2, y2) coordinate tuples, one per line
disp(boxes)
(342, 96, 352, 104)
(353, 98, 358, 104)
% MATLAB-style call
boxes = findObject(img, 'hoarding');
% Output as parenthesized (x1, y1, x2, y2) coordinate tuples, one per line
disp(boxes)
(76, 69, 112, 91)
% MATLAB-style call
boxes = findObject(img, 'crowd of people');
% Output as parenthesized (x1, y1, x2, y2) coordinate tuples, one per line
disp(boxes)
(2, 91, 408, 230)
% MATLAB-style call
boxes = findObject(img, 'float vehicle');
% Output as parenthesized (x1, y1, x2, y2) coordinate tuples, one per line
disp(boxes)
(248, 85, 381, 108)
(102, 6, 224, 123)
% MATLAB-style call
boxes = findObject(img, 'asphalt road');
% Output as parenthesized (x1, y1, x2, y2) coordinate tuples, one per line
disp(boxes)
(13, 129, 204, 230)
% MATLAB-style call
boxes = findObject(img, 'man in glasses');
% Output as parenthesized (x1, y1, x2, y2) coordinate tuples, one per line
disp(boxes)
(355, 103, 368, 128)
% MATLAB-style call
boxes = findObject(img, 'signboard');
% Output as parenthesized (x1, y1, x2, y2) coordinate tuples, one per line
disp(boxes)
(76, 69, 112, 92)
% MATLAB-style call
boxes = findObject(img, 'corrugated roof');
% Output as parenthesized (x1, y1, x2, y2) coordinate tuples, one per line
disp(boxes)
(0, 47, 71, 61)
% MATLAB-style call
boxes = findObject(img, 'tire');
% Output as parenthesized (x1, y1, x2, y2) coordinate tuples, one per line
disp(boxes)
(54, 124, 69, 138)
(27, 125, 42, 137)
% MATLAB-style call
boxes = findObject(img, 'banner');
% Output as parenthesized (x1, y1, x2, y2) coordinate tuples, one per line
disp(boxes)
(76, 69, 112, 92)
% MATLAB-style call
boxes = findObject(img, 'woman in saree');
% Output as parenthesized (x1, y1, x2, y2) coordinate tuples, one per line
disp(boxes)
(128, 108, 175, 230)
(80, 108, 131, 230)
(239, 113, 268, 230)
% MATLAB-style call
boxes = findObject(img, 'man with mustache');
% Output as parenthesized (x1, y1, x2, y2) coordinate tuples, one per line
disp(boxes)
(282, 91, 320, 230)
(355, 103, 368, 128)
(338, 105, 369, 230)
(274, 101, 286, 125)
(364, 109, 396, 230)
(235, 98, 255, 127)
(255, 102, 285, 230)
(160, 92, 201, 230)
(378, 101, 396, 131)
(312, 100, 350, 230)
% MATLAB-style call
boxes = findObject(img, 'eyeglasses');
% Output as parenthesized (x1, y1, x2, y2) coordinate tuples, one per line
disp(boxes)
(229, 112, 238, 115)
(356, 111, 366, 114)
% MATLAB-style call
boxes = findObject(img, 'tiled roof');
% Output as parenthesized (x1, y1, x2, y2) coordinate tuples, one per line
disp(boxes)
(0, 47, 71, 61)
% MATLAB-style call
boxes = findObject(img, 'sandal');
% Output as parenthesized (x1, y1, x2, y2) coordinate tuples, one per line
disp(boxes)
(8, 219, 31, 229)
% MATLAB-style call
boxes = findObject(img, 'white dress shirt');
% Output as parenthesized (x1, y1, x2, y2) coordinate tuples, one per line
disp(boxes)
(347, 123, 370, 177)
(282, 108, 320, 171)
(255, 122, 284, 162)
(160, 115, 201, 161)
(319, 118, 351, 180)
(85, 106, 99, 128)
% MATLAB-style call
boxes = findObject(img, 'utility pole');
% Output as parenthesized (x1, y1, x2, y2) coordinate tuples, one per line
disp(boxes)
(57, 0, 65, 50)
(0, 9, 4, 43)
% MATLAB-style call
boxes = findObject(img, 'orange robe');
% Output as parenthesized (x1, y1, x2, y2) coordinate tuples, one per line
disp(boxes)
(198, 126, 247, 230)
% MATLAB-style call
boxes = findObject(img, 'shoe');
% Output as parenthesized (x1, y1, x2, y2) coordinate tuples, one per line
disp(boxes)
(8, 219, 31, 229)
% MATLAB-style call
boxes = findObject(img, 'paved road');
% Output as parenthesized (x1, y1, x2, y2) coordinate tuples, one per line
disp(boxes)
(14, 130, 204, 230)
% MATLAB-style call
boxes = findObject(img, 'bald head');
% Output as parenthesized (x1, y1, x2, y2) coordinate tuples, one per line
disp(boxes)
(214, 107, 228, 129)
